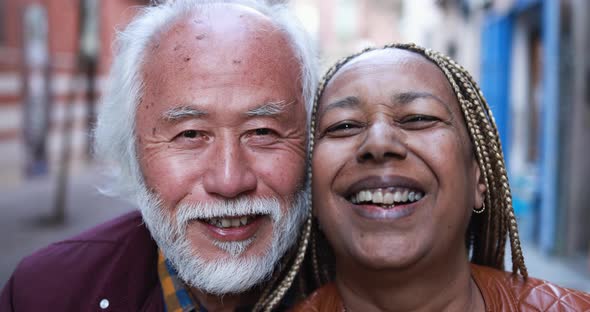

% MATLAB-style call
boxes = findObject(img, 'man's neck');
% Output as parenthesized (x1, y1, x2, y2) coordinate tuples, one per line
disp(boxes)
(334, 252, 485, 312)
(190, 287, 259, 312)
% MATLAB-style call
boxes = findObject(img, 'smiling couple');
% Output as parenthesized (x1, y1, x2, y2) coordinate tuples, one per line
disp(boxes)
(2, 1, 589, 312)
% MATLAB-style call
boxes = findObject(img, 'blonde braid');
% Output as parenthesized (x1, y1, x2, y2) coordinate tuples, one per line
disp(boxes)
(261, 218, 312, 311)
(438, 51, 526, 275)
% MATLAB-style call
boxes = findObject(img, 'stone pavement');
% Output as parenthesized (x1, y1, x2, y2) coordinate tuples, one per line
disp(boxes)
(1, 166, 589, 293)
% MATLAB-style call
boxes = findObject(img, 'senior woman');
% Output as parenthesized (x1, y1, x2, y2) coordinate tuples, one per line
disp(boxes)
(293, 43, 590, 311)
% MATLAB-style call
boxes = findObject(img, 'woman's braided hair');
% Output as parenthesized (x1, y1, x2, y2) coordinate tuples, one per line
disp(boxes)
(308, 43, 528, 287)
(251, 213, 312, 311)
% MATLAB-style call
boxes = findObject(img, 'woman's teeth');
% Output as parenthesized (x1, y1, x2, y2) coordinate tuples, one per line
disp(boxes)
(350, 188, 423, 206)
(206, 216, 251, 228)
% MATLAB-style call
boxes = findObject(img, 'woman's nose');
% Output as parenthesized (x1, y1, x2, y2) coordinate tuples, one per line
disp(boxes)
(356, 122, 408, 164)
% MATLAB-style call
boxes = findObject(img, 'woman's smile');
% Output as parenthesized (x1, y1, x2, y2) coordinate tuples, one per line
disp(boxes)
(339, 175, 426, 221)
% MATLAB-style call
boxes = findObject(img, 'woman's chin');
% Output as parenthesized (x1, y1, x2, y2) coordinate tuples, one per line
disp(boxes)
(342, 240, 429, 272)
(357, 254, 420, 271)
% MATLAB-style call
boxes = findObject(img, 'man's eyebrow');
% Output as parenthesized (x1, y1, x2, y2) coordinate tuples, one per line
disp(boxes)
(319, 96, 360, 118)
(161, 105, 208, 121)
(245, 100, 294, 117)
(392, 91, 452, 114)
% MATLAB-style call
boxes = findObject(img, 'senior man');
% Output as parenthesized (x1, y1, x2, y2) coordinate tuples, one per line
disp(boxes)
(0, 0, 317, 311)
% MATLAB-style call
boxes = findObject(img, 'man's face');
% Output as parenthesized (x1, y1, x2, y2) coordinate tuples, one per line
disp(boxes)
(134, 5, 308, 294)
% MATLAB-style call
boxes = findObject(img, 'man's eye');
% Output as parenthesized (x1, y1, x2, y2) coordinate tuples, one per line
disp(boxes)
(181, 130, 200, 138)
(244, 128, 279, 146)
(254, 128, 273, 136)
(173, 129, 208, 145)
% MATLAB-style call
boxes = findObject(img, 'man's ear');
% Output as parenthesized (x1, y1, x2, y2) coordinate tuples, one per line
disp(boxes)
(473, 158, 486, 210)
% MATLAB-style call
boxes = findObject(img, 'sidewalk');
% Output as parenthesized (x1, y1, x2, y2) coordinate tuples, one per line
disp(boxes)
(518, 242, 590, 292)
(0, 166, 135, 287)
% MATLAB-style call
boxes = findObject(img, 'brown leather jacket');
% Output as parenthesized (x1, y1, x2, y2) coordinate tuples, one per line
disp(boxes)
(292, 264, 590, 311)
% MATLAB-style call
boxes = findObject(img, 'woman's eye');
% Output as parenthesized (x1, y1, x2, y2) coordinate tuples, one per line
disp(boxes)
(330, 123, 354, 131)
(322, 121, 363, 138)
(398, 115, 440, 130)
(327, 122, 361, 132)
(402, 115, 438, 123)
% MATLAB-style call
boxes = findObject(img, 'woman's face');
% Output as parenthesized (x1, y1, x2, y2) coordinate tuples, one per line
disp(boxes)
(312, 49, 485, 270)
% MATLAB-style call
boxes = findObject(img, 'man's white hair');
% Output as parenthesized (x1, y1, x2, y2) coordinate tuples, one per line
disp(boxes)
(94, 0, 318, 198)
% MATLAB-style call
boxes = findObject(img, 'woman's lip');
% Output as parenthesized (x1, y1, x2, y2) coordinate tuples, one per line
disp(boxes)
(343, 175, 425, 198)
(191, 216, 266, 242)
(350, 201, 419, 221)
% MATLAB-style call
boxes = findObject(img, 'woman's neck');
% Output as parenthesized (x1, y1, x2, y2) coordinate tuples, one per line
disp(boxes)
(334, 254, 485, 312)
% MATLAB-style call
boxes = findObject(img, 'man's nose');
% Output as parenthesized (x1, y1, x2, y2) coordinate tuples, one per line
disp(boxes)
(202, 139, 257, 199)
(356, 122, 408, 164)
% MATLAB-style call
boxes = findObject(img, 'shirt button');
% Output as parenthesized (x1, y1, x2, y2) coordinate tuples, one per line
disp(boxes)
(99, 299, 110, 309)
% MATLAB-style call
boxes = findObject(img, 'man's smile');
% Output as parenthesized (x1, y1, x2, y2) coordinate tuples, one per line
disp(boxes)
(201, 214, 263, 228)
(190, 215, 269, 242)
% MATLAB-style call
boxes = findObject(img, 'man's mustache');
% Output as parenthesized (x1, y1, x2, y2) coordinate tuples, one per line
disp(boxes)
(174, 196, 283, 230)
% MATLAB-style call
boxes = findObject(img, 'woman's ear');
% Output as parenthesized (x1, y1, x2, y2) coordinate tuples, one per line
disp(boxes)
(473, 159, 486, 209)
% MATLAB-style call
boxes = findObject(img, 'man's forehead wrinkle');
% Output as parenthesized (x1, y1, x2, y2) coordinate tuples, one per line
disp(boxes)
(148, 7, 288, 65)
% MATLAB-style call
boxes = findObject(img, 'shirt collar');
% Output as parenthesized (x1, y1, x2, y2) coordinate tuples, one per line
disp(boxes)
(157, 250, 199, 312)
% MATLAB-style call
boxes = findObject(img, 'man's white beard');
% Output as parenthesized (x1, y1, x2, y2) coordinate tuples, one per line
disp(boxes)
(137, 187, 308, 295)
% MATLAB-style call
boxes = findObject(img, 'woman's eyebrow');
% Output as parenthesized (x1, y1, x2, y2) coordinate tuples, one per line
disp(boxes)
(318, 96, 360, 118)
(391, 91, 452, 114)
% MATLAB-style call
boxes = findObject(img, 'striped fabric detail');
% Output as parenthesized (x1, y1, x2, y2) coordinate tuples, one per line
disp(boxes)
(157, 250, 199, 312)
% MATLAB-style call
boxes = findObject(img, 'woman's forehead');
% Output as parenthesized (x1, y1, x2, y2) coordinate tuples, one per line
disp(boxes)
(322, 49, 456, 105)
(344, 48, 427, 69)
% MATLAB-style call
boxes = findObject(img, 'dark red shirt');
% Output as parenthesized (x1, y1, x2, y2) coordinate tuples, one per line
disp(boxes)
(0, 211, 164, 311)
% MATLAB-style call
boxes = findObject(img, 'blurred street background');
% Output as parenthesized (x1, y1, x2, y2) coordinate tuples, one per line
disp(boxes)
(0, 0, 589, 291)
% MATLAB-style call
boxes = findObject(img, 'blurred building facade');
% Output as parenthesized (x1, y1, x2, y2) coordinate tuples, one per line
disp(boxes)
(0, 0, 147, 186)
(423, 0, 590, 263)
(293, 0, 404, 68)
